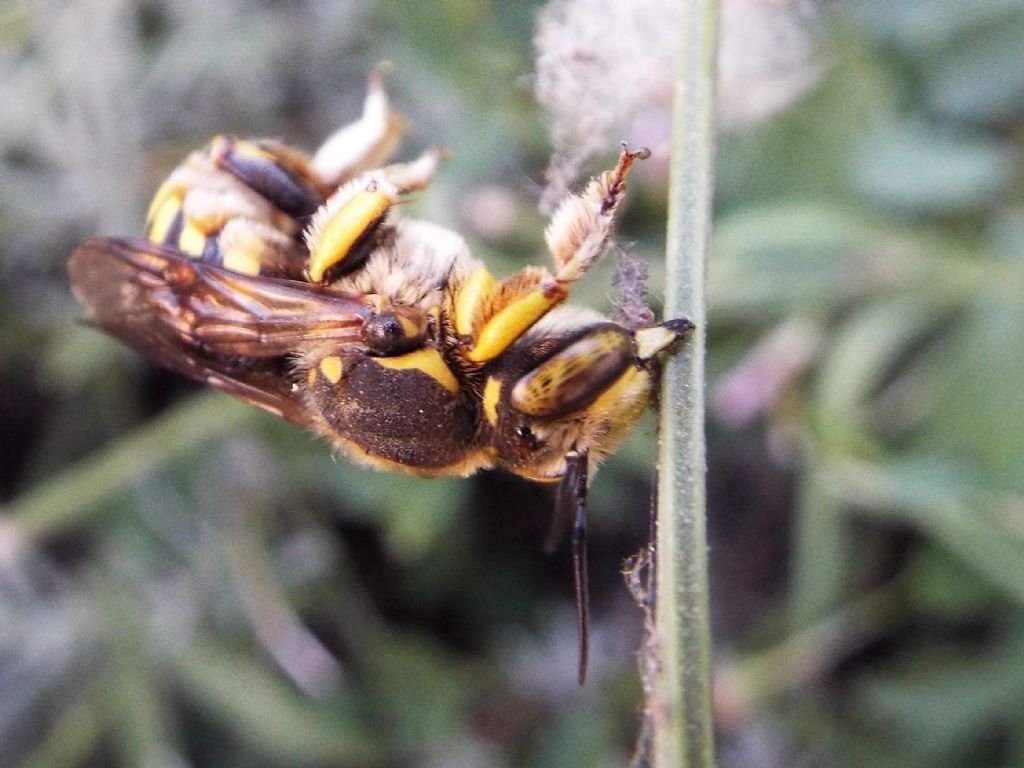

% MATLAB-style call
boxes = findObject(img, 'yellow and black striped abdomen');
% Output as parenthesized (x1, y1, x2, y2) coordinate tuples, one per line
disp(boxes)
(144, 137, 323, 278)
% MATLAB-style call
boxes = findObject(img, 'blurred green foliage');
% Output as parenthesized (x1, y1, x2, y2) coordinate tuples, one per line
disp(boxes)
(1, 1, 1023, 767)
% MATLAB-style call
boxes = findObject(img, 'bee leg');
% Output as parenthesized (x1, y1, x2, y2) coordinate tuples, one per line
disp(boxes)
(372, 148, 442, 193)
(455, 147, 648, 364)
(546, 144, 649, 283)
(555, 449, 590, 686)
(311, 68, 409, 187)
(303, 149, 441, 283)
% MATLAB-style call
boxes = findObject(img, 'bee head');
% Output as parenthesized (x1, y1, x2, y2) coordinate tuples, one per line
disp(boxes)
(484, 312, 691, 480)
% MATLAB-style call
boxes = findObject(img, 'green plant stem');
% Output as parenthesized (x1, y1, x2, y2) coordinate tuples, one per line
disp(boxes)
(3, 393, 251, 544)
(654, 0, 718, 766)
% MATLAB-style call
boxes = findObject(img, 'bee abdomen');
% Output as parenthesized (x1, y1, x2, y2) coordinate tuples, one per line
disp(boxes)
(309, 349, 475, 471)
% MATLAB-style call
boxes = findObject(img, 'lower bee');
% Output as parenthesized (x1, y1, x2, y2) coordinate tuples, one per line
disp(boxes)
(68, 73, 692, 684)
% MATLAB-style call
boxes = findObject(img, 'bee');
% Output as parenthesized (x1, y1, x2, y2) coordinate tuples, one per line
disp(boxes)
(68, 72, 692, 684)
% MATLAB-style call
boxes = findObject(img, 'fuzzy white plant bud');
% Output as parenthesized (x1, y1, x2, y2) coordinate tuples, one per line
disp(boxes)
(534, 0, 823, 210)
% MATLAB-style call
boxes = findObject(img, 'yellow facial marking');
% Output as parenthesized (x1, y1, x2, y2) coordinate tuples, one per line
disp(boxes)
(319, 355, 343, 384)
(397, 313, 425, 339)
(373, 348, 458, 394)
(634, 325, 680, 360)
(454, 266, 495, 336)
(178, 220, 207, 256)
(466, 287, 563, 363)
(307, 367, 317, 387)
(308, 189, 392, 282)
(483, 376, 501, 426)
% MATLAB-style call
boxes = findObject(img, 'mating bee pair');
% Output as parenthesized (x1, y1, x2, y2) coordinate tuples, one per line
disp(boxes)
(69, 72, 691, 683)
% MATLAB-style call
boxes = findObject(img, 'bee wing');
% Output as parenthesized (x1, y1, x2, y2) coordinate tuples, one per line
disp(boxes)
(68, 238, 378, 425)
(70, 238, 376, 357)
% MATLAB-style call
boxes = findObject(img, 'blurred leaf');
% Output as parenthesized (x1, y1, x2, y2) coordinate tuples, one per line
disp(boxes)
(823, 455, 1024, 607)
(38, 328, 125, 398)
(789, 460, 853, 627)
(264, 421, 468, 563)
(100, 633, 179, 768)
(710, 202, 937, 319)
(923, 15, 1024, 124)
(0, 583, 97, 761)
(531, 703, 625, 768)
(854, 622, 1024, 764)
(813, 296, 941, 452)
(3, 394, 252, 542)
(851, 0, 1024, 51)
(849, 120, 1015, 215)
(917, 277, 1024, 492)
(903, 545, 1000, 621)
(717, 27, 898, 203)
(17, 693, 103, 768)
(362, 632, 476, 755)
(168, 636, 380, 766)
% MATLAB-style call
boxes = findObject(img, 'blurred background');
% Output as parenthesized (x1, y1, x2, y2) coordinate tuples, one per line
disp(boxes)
(2, 1, 1024, 766)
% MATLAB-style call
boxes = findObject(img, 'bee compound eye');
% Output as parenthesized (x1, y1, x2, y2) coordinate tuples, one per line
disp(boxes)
(366, 314, 401, 345)
(513, 424, 542, 450)
(364, 308, 428, 354)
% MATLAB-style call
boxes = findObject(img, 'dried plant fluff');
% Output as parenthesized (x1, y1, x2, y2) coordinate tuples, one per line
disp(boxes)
(534, 0, 823, 209)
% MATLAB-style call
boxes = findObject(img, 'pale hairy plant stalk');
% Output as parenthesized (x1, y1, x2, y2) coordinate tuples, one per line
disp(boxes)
(653, 0, 718, 764)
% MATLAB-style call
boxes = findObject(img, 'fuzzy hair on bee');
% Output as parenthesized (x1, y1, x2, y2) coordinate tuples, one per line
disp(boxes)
(68, 72, 692, 684)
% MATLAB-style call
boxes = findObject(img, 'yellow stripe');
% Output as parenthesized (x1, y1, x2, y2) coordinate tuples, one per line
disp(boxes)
(319, 355, 343, 384)
(373, 348, 458, 394)
(454, 266, 495, 336)
(146, 179, 177, 226)
(483, 376, 501, 426)
(222, 245, 262, 276)
(590, 367, 648, 424)
(178, 220, 206, 256)
(308, 190, 391, 282)
(466, 288, 557, 363)
(146, 191, 182, 244)
(509, 327, 630, 416)
(232, 138, 278, 163)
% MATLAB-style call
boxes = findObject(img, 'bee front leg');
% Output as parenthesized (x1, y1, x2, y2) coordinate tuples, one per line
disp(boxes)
(545, 144, 649, 283)
(454, 146, 648, 364)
